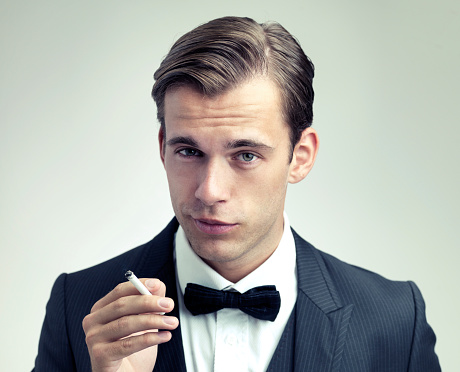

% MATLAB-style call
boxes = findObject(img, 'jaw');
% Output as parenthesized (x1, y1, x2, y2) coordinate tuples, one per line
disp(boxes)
(178, 209, 284, 283)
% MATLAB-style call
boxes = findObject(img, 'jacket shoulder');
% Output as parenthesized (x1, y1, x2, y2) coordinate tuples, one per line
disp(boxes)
(293, 230, 440, 370)
(294, 229, 413, 303)
(319, 248, 417, 308)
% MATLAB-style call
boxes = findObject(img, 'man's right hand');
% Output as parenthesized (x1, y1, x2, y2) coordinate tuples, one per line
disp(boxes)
(82, 278, 179, 372)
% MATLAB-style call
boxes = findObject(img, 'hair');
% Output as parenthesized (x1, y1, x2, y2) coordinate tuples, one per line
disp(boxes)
(152, 16, 315, 152)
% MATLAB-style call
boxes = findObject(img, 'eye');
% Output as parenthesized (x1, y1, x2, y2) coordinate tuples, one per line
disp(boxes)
(237, 153, 258, 162)
(178, 148, 200, 157)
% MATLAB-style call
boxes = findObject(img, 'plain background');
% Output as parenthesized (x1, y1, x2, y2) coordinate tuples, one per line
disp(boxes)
(1, 0, 458, 370)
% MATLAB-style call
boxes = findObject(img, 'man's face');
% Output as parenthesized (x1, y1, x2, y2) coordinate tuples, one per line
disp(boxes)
(159, 78, 301, 281)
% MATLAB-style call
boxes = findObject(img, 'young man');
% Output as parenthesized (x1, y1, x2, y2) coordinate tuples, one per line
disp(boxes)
(33, 17, 440, 372)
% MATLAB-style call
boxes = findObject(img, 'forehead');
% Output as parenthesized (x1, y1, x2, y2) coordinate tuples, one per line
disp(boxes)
(163, 78, 286, 135)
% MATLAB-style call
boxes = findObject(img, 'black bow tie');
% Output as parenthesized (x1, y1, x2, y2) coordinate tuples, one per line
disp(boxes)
(184, 283, 281, 321)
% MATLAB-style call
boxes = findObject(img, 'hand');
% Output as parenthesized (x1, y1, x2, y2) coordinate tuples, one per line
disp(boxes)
(82, 278, 179, 372)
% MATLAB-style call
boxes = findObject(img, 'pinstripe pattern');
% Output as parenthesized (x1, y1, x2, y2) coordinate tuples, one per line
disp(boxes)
(266, 305, 296, 372)
(33, 219, 440, 371)
(406, 281, 441, 371)
(284, 229, 440, 371)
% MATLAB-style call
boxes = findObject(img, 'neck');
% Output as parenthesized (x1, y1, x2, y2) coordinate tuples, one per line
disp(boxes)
(203, 250, 275, 283)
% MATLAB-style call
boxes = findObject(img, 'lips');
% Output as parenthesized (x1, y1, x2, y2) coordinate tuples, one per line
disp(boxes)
(193, 218, 238, 235)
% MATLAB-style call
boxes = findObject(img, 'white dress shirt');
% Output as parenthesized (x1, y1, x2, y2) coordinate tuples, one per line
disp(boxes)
(175, 213, 297, 372)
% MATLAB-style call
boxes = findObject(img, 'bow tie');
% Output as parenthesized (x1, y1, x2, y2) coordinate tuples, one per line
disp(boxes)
(184, 283, 281, 321)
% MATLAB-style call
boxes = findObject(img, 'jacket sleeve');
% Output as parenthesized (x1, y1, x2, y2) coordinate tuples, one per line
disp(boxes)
(407, 281, 441, 371)
(32, 273, 77, 372)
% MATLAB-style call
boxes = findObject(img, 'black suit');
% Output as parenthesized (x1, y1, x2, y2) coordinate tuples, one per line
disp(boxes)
(33, 218, 440, 371)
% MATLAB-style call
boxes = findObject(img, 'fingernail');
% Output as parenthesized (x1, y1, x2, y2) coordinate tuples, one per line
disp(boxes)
(145, 279, 157, 289)
(157, 331, 170, 340)
(158, 298, 172, 309)
(163, 317, 177, 326)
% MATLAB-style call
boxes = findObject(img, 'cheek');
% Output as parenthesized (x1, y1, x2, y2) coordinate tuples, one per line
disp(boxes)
(165, 165, 194, 203)
(243, 167, 289, 208)
(254, 160, 290, 191)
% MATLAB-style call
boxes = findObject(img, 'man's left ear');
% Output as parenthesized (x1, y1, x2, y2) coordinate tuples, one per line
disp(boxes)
(288, 127, 319, 184)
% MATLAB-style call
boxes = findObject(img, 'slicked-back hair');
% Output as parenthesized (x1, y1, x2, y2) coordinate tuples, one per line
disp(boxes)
(152, 16, 315, 152)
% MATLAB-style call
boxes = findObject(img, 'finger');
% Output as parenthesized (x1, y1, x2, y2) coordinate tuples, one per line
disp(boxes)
(143, 278, 166, 297)
(91, 278, 164, 313)
(89, 294, 175, 327)
(92, 313, 179, 343)
(92, 331, 172, 364)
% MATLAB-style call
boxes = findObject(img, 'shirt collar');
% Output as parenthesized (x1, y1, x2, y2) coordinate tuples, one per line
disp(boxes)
(175, 212, 297, 295)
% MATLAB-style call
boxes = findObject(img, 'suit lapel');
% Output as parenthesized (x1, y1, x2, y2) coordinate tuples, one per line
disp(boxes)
(291, 229, 354, 372)
(154, 259, 187, 372)
(136, 218, 187, 372)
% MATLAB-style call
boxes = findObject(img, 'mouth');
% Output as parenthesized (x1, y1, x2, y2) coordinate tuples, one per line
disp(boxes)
(193, 218, 238, 235)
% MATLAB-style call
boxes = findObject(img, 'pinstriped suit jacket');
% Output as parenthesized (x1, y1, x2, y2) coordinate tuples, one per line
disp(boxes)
(33, 218, 441, 371)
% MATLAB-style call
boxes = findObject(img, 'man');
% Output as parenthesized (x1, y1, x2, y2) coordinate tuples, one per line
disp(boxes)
(33, 16, 440, 371)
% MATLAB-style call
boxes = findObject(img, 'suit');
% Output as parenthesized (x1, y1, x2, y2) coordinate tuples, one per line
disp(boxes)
(33, 218, 440, 371)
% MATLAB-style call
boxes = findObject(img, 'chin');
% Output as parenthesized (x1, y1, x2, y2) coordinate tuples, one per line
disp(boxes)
(189, 237, 244, 263)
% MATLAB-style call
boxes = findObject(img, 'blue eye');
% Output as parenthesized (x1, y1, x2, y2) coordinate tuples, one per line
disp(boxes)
(178, 148, 200, 156)
(238, 153, 257, 162)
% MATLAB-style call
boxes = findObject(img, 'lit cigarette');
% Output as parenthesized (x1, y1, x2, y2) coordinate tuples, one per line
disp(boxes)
(125, 270, 152, 295)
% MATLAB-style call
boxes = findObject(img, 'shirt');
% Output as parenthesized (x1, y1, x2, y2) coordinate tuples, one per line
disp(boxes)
(175, 213, 297, 372)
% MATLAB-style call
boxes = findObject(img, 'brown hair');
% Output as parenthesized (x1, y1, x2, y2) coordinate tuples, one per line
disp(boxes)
(152, 16, 314, 151)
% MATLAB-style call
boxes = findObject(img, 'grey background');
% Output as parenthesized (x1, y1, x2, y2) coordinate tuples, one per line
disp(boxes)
(1, 0, 458, 370)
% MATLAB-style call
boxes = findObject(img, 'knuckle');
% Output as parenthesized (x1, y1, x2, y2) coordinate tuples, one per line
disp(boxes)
(113, 283, 124, 297)
(144, 314, 158, 329)
(113, 296, 128, 314)
(116, 316, 130, 331)
(84, 327, 98, 346)
(141, 295, 154, 309)
(141, 331, 157, 346)
(120, 336, 133, 351)
(145, 332, 157, 343)
(91, 343, 105, 360)
(82, 314, 91, 332)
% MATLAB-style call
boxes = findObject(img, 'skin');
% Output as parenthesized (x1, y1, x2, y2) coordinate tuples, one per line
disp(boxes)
(160, 78, 318, 282)
(82, 278, 178, 372)
(83, 77, 318, 371)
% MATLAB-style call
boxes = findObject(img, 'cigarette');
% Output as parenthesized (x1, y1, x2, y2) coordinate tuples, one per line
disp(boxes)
(125, 270, 152, 295)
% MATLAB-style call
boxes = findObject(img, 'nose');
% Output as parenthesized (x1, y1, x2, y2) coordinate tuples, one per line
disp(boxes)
(195, 159, 230, 206)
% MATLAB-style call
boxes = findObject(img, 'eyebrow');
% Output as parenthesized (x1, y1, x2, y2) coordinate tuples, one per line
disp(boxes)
(166, 136, 199, 147)
(226, 139, 274, 151)
(166, 136, 274, 151)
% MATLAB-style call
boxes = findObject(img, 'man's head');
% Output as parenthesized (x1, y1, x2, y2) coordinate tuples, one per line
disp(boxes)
(152, 16, 315, 153)
(153, 17, 318, 282)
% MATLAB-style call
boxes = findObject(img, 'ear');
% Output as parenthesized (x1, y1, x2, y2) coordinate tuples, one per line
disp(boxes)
(158, 126, 166, 166)
(288, 127, 319, 184)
